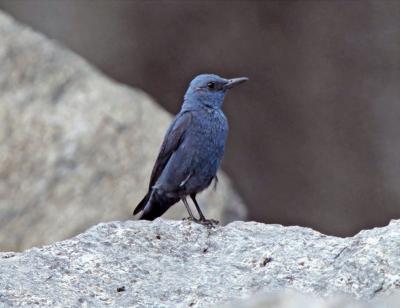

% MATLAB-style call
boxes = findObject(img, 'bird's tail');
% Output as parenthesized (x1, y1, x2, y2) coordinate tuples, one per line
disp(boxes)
(133, 193, 149, 215)
(133, 190, 179, 221)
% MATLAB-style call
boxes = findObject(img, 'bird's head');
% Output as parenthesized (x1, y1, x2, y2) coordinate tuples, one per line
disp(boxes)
(183, 74, 248, 110)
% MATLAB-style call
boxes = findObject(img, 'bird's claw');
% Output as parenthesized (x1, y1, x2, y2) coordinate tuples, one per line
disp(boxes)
(198, 218, 219, 228)
(182, 217, 219, 227)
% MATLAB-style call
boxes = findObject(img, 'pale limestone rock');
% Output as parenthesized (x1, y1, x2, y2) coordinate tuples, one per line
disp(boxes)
(0, 219, 399, 307)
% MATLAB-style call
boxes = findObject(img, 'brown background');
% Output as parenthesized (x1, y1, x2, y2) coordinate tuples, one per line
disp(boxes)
(1, 0, 400, 236)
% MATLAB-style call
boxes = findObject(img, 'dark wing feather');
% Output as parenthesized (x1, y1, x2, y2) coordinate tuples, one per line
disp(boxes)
(133, 111, 192, 216)
(148, 111, 192, 190)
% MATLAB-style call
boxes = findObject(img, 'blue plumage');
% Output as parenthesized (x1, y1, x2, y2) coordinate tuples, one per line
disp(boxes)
(134, 74, 248, 224)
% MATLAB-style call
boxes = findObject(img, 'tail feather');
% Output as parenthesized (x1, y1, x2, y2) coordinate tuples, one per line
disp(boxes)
(136, 191, 179, 221)
(133, 193, 150, 215)
(139, 202, 170, 220)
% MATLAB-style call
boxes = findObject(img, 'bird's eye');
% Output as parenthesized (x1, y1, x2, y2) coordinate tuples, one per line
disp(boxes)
(207, 82, 215, 89)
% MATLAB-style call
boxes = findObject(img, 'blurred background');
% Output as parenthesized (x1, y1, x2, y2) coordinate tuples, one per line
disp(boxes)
(1, 0, 399, 236)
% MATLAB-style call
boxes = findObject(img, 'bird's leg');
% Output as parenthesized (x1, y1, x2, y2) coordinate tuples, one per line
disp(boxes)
(182, 197, 197, 221)
(190, 193, 206, 221)
(190, 194, 219, 226)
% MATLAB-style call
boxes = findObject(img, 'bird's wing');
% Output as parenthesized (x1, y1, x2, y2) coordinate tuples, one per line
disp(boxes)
(148, 111, 192, 190)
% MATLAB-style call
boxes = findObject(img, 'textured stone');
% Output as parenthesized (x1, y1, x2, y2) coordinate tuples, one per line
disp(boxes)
(0, 11, 246, 251)
(0, 219, 399, 307)
(226, 291, 400, 308)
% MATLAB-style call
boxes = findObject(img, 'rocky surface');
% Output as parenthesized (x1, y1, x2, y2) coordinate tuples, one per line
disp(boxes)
(226, 291, 400, 308)
(0, 11, 246, 251)
(0, 219, 399, 307)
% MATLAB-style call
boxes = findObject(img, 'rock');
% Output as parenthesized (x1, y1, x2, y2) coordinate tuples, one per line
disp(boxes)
(225, 291, 400, 308)
(0, 11, 246, 251)
(1, 219, 399, 307)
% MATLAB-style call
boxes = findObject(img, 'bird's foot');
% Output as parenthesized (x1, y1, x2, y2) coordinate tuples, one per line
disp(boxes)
(198, 218, 219, 228)
(182, 217, 219, 227)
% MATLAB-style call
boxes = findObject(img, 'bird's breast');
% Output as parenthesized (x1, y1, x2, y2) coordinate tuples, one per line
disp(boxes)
(184, 109, 228, 168)
(191, 109, 227, 145)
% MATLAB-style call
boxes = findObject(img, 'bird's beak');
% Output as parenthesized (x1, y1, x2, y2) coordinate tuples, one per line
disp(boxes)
(224, 77, 249, 89)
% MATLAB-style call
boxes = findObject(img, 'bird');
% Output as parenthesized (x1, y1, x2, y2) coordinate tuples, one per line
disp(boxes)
(133, 73, 248, 225)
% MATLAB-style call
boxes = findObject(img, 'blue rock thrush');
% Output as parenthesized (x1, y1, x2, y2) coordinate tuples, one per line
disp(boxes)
(133, 74, 248, 224)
